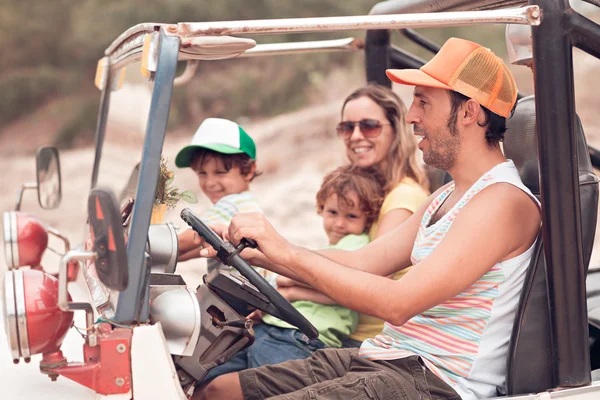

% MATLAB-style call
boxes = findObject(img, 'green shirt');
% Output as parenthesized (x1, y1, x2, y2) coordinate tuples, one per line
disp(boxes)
(262, 234, 369, 348)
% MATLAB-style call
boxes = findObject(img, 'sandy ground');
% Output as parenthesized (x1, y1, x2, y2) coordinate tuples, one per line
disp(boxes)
(1, 44, 600, 397)
(0, 93, 351, 398)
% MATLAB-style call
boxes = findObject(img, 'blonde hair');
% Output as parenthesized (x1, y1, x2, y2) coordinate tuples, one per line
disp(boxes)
(341, 85, 428, 193)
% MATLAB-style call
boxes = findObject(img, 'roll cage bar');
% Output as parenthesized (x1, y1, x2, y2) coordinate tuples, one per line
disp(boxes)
(90, 0, 600, 392)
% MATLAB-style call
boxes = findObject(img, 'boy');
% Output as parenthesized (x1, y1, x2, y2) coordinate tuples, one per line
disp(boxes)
(200, 165, 386, 382)
(176, 117, 261, 273)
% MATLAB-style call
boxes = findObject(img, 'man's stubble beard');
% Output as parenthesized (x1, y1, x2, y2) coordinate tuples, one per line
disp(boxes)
(418, 114, 461, 171)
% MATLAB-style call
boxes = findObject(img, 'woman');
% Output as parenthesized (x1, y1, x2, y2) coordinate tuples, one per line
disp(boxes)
(278, 84, 430, 347)
(338, 84, 428, 237)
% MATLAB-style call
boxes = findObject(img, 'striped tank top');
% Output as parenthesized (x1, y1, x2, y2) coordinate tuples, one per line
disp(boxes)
(358, 161, 540, 400)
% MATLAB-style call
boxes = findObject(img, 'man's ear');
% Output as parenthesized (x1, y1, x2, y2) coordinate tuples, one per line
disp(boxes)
(244, 162, 258, 181)
(461, 99, 482, 127)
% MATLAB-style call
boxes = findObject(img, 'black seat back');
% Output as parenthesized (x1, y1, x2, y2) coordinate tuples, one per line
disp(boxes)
(504, 95, 599, 395)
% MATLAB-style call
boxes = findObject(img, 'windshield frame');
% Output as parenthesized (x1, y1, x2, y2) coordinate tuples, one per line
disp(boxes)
(90, 31, 180, 324)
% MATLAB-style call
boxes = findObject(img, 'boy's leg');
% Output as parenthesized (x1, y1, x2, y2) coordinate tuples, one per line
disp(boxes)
(200, 346, 249, 382)
(200, 323, 271, 382)
(203, 348, 357, 400)
(247, 325, 326, 368)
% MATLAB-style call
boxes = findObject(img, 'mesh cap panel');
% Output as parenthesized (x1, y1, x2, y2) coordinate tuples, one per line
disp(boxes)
(449, 48, 517, 117)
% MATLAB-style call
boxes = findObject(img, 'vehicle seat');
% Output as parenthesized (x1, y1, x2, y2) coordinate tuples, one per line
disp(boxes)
(504, 95, 599, 395)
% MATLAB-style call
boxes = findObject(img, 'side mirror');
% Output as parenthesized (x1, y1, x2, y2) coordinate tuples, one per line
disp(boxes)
(35, 147, 62, 209)
(88, 188, 129, 291)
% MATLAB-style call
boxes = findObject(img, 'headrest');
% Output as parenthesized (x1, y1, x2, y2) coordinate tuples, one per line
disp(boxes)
(504, 95, 540, 195)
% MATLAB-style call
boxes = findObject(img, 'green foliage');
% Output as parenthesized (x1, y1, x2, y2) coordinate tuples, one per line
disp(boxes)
(2, 0, 510, 149)
(2, 0, 374, 146)
(155, 156, 197, 209)
(0, 66, 65, 125)
(53, 96, 100, 149)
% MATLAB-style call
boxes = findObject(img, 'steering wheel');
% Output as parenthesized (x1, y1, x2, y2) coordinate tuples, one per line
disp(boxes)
(180, 208, 318, 339)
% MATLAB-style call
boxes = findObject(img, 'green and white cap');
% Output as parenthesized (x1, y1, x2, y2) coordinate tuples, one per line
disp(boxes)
(175, 117, 256, 168)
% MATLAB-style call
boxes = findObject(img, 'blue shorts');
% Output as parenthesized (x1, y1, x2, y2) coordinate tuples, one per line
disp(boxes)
(202, 323, 326, 382)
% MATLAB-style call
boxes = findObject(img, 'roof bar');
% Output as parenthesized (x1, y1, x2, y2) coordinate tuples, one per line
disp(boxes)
(175, 7, 541, 37)
(369, 0, 528, 15)
(241, 37, 363, 57)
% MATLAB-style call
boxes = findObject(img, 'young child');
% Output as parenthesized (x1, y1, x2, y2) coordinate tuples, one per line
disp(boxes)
(200, 165, 386, 382)
(176, 117, 262, 273)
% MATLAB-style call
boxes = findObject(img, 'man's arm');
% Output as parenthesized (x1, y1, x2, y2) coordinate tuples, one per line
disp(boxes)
(201, 187, 440, 282)
(235, 211, 421, 283)
(228, 184, 540, 324)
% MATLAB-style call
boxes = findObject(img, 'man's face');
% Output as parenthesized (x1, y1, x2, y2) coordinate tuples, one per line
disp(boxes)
(406, 86, 461, 171)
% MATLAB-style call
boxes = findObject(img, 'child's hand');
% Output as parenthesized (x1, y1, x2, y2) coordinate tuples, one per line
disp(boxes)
(178, 229, 203, 261)
(193, 223, 229, 259)
(247, 309, 264, 324)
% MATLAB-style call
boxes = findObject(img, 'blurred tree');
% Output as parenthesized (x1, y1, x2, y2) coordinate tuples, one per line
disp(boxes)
(1, 0, 516, 150)
(1, 0, 374, 141)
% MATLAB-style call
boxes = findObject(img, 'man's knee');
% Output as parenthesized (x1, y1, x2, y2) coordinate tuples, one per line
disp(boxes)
(197, 373, 244, 400)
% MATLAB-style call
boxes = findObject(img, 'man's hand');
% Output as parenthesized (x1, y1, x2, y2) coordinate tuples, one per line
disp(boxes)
(227, 213, 296, 267)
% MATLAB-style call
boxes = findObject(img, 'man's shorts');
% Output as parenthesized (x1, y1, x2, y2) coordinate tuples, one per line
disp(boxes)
(239, 348, 460, 400)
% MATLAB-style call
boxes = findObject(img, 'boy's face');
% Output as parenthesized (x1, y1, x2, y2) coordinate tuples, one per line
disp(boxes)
(321, 193, 368, 245)
(191, 156, 252, 204)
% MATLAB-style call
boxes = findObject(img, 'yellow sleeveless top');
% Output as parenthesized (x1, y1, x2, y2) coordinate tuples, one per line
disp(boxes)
(348, 178, 428, 341)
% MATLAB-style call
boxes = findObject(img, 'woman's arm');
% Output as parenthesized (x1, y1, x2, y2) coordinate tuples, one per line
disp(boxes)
(278, 286, 337, 305)
(373, 208, 412, 238)
(276, 276, 312, 289)
(372, 182, 430, 238)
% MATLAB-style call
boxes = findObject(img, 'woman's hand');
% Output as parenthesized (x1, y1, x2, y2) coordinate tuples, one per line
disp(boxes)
(279, 286, 338, 305)
(227, 213, 296, 266)
(276, 276, 302, 288)
(277, 287, 299, 302)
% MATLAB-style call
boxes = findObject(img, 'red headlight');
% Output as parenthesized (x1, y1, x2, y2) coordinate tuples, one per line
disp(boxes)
(3, 211, 49, 268)
(3, 269, 73, 363)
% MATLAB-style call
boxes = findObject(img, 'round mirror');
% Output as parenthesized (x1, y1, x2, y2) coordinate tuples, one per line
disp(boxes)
(35, 147, 62, 209)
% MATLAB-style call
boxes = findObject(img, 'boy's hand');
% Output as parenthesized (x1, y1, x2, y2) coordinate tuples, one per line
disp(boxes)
(227, 213, 296, 267)
(177, 229, 203, 261)
(181, 223, 228, 260)
(247, 309, 264, 324)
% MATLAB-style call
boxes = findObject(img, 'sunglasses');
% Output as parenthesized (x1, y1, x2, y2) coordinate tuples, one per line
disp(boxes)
(336, 119, 390, 139)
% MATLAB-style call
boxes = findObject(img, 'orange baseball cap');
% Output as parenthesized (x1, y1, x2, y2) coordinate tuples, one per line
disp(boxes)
(386, 37, 518, 118)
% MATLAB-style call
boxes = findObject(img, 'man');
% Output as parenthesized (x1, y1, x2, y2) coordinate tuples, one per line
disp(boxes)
(195, 38, 541, 400)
